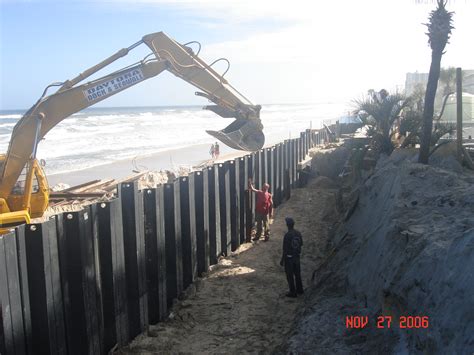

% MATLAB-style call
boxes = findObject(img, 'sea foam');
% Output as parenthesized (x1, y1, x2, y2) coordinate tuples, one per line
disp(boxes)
(0, 103, 346, 175)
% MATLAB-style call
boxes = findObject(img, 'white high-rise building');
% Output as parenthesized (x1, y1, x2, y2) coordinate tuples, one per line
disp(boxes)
(405, 70, 474, 95)
(405, 72, 429, 95)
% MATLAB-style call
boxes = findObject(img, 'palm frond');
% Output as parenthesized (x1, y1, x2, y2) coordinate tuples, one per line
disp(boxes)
(425, 0, 454, 53)
(354, 90, 410, 154)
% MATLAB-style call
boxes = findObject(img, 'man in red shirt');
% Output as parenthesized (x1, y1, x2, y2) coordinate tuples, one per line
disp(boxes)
(248, 179, 273, 242)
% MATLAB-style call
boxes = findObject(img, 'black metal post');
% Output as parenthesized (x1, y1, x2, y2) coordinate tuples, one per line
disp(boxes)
(0, 231, 29, 355)
(58, 210, 101, 354)
(244, 154, 254, 242)
(254, 150, 261, 189)
(289, 140, 295, 187)
(190, 171, 207, 276)
(266, 147, 273, 196)
(217, 162, 231, 256)
(228, 160, 239, 251)
(179, 176, 195, 289)
(456, 67, 463, 161)
(22, 219, 67, 354)
(284, 141, 291, 200)
(201, 168, 212, 271)
(205, 166, 218, 266)
(92, 198, 130, 350)
(213, 164, 222, 262)
(273, 144, 281, 207)
(143, 188, 167, 325)
(236, 157, 246, 245)
(260, 149, 266, 187)
(163, 183, 180, 308)
(120, 182, 148, 340)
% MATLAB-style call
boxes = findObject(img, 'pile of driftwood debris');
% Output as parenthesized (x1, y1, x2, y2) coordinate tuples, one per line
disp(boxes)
(35, 168, 190, 222)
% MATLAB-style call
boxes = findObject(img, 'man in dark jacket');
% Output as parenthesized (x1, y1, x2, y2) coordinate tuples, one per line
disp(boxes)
(280, 217, 304, 297)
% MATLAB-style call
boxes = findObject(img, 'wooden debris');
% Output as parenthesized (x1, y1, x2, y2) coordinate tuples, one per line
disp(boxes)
(60, 179, 101, 192)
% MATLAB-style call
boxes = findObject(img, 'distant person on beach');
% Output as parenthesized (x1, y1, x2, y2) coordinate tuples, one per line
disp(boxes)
(209, 144, 216, 159)
(248, 179, 273, 241)
(214, 142, 220, 159)
(280, 217, 304, 298)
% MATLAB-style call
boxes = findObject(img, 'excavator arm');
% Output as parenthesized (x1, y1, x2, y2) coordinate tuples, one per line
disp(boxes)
(0, 31, 264, 200)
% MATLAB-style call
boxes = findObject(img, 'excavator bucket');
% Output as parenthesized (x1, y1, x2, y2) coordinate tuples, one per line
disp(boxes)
(206, 119, 265, 151)
(204, 104, 264, 151)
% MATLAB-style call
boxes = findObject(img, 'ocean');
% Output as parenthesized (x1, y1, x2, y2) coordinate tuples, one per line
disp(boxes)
(0, 103, 348, 176)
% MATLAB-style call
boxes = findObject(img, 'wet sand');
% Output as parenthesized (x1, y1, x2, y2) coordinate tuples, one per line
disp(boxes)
(47, 143, 247, 187)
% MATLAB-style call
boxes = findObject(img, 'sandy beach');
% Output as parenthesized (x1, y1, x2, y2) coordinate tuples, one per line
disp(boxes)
(47, 143, 247, 187)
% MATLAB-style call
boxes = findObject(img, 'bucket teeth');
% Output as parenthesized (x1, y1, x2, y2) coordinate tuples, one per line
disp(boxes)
(206, 119, 264, 151)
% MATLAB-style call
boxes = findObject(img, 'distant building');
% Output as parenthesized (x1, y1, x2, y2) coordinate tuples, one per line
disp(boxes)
(440, 93, 474, 123)
(405, 72, 429, 95)
(405, 70, 474, 95)
(464, 71, 474, 94)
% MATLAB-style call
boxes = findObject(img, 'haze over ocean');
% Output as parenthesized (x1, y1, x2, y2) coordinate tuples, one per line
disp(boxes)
(0, 102, 347, 176)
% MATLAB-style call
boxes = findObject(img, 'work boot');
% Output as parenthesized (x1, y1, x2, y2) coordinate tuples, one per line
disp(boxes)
(285, 292, 297, 298)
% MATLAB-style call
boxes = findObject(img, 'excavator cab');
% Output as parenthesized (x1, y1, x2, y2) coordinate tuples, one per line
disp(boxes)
(0, 156, 49, 232)
(0, 157, 49, 232)
(6, 160, 49, 218)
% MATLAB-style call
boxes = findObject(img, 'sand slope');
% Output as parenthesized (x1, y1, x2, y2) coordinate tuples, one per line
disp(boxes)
(287, 151, 474, 353)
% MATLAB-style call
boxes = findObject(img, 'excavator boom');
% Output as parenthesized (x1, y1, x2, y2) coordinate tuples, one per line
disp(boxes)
(0, 31, 264, 200)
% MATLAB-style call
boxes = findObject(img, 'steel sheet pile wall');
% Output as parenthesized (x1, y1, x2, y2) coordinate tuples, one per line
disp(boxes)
(217, 163, 231, 256)
(200, 169, 212, 274)
(211, 166, 221, 264)
(228, 160, 239, 252)
(179, 176, 197, 289)
(244, 155, 254, 242)
(0, 126, 325, 354)
(273, 144, 282, 207)
(235, 157, 246, 244)
(26, 220, 67, 354)
(93, 199, 129, 349)
(0, 228, 31, 354)
(120, 182, 148, 340)
(143, 187, 167, 325)
(162, 182, 182, 309)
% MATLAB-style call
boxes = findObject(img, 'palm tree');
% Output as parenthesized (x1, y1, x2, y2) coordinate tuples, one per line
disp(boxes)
(418, 0, 454, 164)
(355, 89, 409, 154)
(400, 88, 455, 148)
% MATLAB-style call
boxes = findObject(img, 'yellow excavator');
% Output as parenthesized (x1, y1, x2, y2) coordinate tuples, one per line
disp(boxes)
(0, 31, 264, 232)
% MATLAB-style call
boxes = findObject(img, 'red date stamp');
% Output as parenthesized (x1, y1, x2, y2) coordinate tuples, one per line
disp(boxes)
(345, 315, 429, 329)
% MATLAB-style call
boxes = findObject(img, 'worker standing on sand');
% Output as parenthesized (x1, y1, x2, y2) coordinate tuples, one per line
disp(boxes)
(280, 217, 304, 298)
(214, 142, 220, 159)
(248, 179, 273, 241)
(209, 143, 216, 159)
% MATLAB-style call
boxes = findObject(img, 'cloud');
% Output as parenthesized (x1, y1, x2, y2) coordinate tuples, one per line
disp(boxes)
(101, 0, 318, 22)
(8, 0, 471, 106)
(189, 0, 474, 97)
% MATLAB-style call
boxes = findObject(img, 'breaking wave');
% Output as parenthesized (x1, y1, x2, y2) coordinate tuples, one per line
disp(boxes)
(0, 103, 346, 174)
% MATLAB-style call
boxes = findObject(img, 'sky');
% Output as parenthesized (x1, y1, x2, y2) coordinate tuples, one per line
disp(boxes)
(0, 0, 473, 110)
